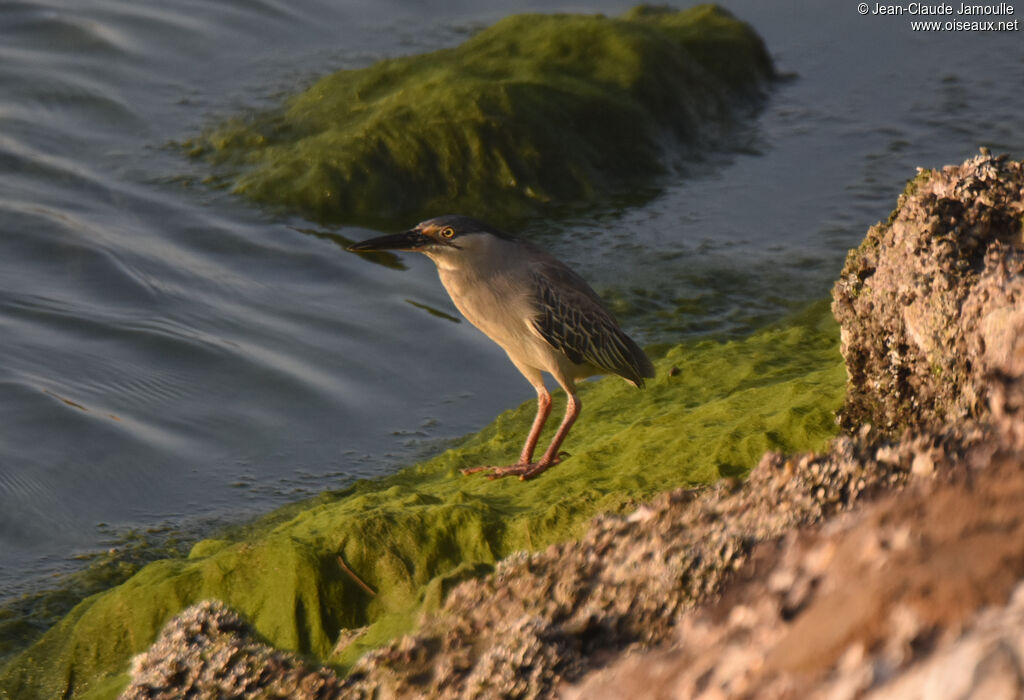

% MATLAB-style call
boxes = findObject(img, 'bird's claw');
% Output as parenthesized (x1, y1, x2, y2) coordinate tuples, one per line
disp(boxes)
(460, 458, 560, 481)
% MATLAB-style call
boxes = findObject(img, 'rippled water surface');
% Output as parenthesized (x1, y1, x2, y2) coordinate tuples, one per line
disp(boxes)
(1, 0, 1021, 601)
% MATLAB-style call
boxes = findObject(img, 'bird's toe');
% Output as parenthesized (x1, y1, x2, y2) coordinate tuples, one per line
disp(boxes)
(459, 459, 559, 481)
(516, 462, 554, 480)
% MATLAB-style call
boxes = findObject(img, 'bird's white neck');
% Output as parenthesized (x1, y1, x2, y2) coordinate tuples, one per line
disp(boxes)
(423, 250, 461, 271)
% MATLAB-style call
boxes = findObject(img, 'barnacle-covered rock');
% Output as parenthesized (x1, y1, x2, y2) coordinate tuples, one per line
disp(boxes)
(566, 452, 1024, 700)
(121, 601, 345, 700)
(832, 151, 1024, 434)
(566, 152, 1024, 699)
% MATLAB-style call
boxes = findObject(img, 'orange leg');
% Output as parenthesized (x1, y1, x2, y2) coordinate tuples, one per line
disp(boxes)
(518, 389, 552, 464)
(462, 391, 580, 481)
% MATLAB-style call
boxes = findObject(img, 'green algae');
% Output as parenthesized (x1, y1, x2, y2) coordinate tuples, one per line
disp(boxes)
(187, 4, 772, 227)
(0, 528, 191, 669)
(0, 300, 844, 700)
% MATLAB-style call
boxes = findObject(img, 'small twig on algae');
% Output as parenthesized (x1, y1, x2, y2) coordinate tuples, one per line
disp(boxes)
(337, 553, 376, 596)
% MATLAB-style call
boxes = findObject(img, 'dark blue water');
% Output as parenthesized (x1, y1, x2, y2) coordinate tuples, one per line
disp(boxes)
(1, 0, 1021, 602)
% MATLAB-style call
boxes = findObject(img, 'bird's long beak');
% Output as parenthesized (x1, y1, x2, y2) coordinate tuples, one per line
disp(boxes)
(347, 229, 429, 252)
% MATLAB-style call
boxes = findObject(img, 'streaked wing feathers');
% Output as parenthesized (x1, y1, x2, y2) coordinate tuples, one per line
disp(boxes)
(529, 263, 655, 387)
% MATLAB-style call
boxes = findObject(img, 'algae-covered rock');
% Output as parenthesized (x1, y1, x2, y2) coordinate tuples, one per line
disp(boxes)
(189, 4, 773, 226)
(832, 151, 1024, 435)
(1, 302, 843, 700)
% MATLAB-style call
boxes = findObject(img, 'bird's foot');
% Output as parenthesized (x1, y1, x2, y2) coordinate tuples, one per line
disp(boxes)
(460, 453, 566, 481)
(459, 462, 550, 480)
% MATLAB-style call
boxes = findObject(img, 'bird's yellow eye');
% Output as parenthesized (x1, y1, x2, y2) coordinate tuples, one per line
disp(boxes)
(440, 227, 455, 239)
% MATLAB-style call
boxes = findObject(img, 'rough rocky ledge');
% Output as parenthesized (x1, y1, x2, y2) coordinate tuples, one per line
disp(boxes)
(122, 152, 1024, 699)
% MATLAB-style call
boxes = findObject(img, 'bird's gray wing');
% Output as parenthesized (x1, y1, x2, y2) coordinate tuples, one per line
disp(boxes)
(528, 261, 655, 388)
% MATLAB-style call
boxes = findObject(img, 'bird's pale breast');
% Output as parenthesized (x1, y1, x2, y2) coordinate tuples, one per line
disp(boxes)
(438, 264, 580, 377)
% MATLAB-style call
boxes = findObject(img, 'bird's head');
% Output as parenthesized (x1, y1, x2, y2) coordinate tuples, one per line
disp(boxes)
(348, 215, 508, 269)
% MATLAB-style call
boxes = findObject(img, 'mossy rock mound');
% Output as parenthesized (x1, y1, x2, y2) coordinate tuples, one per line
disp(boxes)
(0, 302, 843, 699)
(188, 4, 773, 226)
